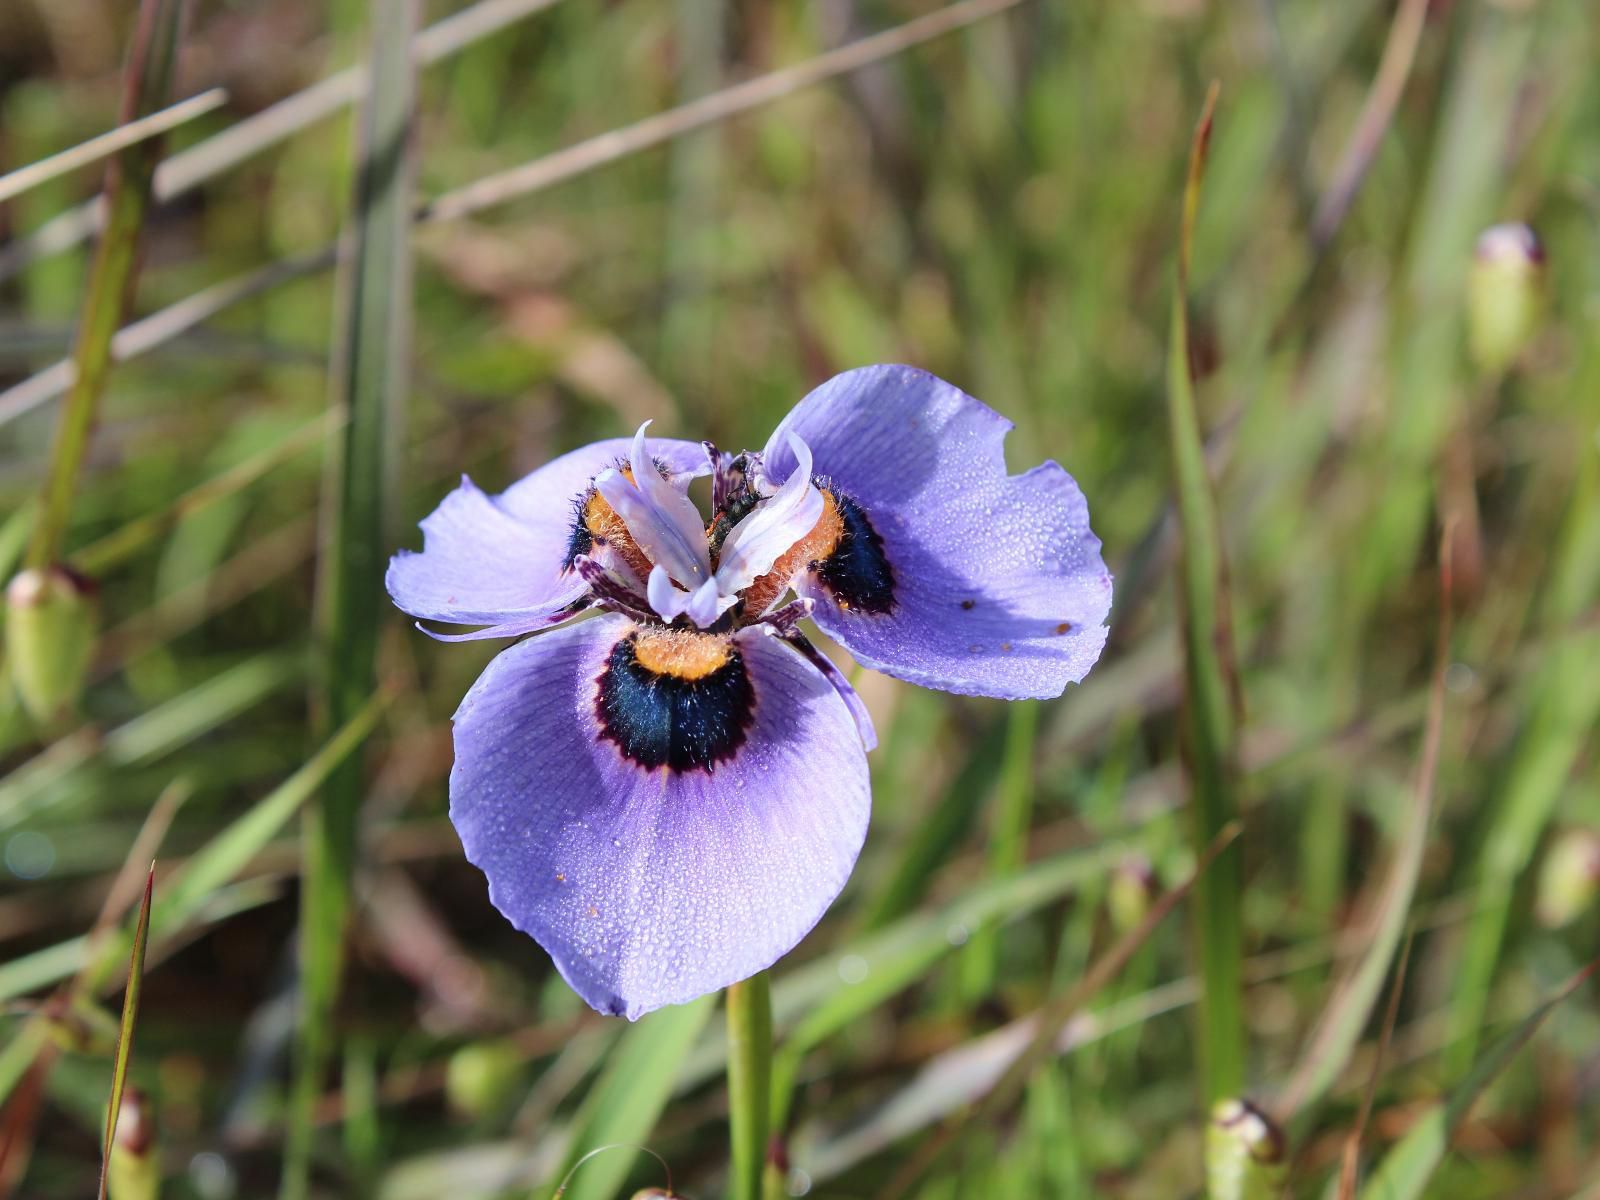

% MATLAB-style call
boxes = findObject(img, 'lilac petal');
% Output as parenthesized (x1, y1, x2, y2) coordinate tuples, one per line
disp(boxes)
(449, 614, 870, 1019)
(646, 564, 693, 622)
(716, 434, 824, 595)
(762, 365, 1112, 700)
(684, 577, 725, 628)
(417, 612, 577, 642)
(388, 437, 708, 636)
(594, 423, 713, 590)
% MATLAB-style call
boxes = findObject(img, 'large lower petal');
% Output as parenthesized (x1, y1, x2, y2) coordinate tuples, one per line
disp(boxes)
(387, 437, 708, 635)
(762, 365, 1111, 699)
(449, 613, 870, 1019)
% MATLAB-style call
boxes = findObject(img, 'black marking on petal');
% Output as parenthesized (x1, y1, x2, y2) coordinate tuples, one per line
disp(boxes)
(563, 490, 595, 570)
(596, 633, 754, 772)
(813, 486, 896, 614)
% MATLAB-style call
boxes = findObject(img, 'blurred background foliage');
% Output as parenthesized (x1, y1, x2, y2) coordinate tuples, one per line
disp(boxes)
(0, 0, 1598, 1196)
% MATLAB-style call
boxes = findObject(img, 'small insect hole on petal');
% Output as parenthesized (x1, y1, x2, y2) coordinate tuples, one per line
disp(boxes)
(961, 599, 976, 610)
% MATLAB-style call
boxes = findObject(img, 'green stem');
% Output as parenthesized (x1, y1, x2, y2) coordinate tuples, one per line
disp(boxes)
(726, 972, 773, 1200)
(24, 0, 186, 571)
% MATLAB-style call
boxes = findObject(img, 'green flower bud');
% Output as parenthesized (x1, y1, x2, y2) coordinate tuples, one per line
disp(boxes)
(1467, 222, 1545, 376)
(1536, 828, 1600, 929)
(1206, 1098, 1287, 1200)
(445, 1039, 522, 1118)
(107, 1087, 159, 1200)
(1107, 854, 1155, 934)
(5, 565, 96, 724)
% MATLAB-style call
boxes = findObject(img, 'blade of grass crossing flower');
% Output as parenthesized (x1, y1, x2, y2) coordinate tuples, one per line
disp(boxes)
(1356, 963, 1596, 1200)
(286, 1, 418, 1194)
(1167, 81, 1246, 1104)
(21, 0, 189, 572)
(726, 973, 773, 1200)
(1276, 533, 1454, 1121)
(97, 866, 154, 1200)
(546, 995, 715, 1200)
(959, 700, 1039, 1002)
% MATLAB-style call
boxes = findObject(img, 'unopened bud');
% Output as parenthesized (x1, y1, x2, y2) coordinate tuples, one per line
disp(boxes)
(1536, 828, 1600, 929)
(1107, 854, 1156, 934)
(5, 566, 96, 723)
(445, 1039, 521, 1118)
(1467, 222, 1545, 376)
(1207, 1098, 1287, 1200)
(107, 1087, 158, 1200)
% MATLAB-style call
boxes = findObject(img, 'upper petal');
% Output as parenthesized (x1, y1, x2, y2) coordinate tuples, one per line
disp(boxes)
(387, 437, 708, 635)
(448, 614, 871, 1019)
(715, 434, 825, 596)
(762, 365, 1112, 699)
(593, 423, 714, 590)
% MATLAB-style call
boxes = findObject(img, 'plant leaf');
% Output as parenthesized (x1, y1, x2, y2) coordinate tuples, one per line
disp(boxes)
(97, 865, 154, 1200)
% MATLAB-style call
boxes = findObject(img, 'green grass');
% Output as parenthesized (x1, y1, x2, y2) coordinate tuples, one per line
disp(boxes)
(1, 1, 1598, 1197)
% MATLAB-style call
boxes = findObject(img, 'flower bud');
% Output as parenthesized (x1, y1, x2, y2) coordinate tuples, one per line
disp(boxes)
(1536, 828, 1600, 929)
(107, 1087, 159, 1200)
(1467, 222, 1545, 376)
(445, 1039, 522, 1118)
(1107, 854, 1156, 934)
(1206, 1098, 1287, 1200)
(5, 565, 96, 724)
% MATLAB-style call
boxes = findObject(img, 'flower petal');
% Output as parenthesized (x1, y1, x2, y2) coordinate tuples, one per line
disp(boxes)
(594, 423, 714, 590)
(388, 437, 708, 636)
(715, 435, 825, 595)
(762, 365, 1112, 699)
(449, 614, 870, 1019)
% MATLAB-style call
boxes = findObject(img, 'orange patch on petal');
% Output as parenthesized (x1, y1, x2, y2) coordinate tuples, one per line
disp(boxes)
(738, 488, 845, 617)
(582, 489, 653, 582)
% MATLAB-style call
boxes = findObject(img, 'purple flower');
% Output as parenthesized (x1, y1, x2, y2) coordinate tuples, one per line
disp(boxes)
(388, 365, 1112, 1019)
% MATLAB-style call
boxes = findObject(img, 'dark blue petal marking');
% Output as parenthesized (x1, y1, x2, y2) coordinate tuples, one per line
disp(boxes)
(596, 633, 754, 771)
(814, 486, 895, 614)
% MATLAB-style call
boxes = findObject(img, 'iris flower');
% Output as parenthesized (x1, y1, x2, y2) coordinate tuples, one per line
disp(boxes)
(388, 365, 1112, 1019)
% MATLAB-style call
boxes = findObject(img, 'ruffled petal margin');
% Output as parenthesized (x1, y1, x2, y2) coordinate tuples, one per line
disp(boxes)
(448, 614, 870, 1019)
(763, 365, 1112, 700)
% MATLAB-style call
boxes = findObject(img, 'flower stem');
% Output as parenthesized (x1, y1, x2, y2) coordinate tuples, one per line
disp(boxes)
(726, 971, 773, 1200)
(24, 0, 187, 573)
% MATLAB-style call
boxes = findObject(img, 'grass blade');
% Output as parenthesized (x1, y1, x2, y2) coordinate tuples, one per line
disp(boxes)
(22, 0, 190, 571)
(97, 866, 154, 1200)
(880, 822, 1243, 1199)
(0, 0, 1033, 429)
(0, 89, 225, 205)
(547, 996, 716, 1200)
(1356, 963, 1595, 1200)
(1167, 81, 1246, 1104)
(0, 692, 385, 1006)
(0, 0, 569, 281)
(1276, 534, 1454, 1120)
(285, 0, 418, 1192)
